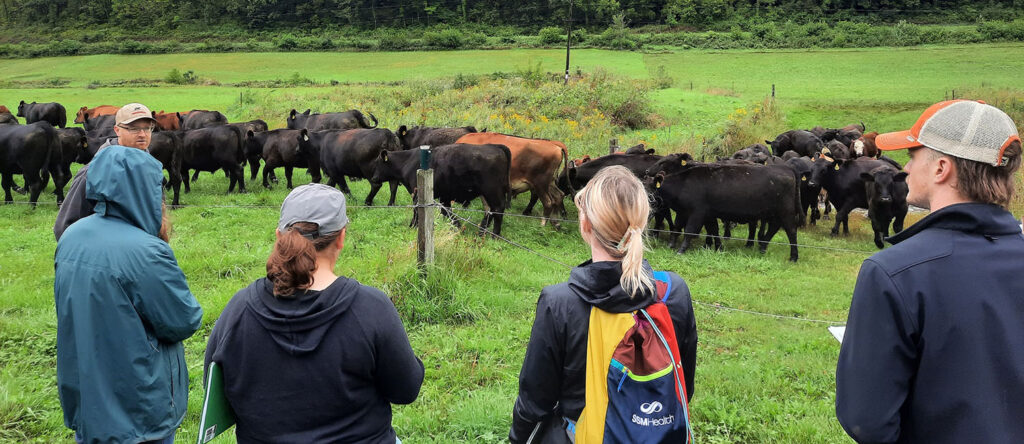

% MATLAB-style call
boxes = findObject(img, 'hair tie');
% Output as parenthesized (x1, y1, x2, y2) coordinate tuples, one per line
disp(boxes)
(616, 227, 637, 252)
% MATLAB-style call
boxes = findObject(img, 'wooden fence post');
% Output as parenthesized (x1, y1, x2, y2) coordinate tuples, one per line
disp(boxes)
(416, 146, 434, 268)
(609, 138, 618, 155)
(772, 84, 775, 98)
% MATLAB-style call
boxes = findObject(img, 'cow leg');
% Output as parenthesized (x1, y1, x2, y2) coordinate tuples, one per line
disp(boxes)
(249, 158, 260, 181)
(285, 166, 294, 189)
(365, 180, 384, 206)
(51, 166, 66, 204)
(676, 212, 706, 255)
(192, 170, 200, 182)
(540, 190, 561, 230)
(522, 192, 540, 216)
(169, 167, 182, 207)
(181, 167, 191, 193)
(759, 220, 782, 255)
(782, 219, 799, 262)
(1, 172, 14, 203)
(831, 202, 857, 236)
(822, 193, 832, 220)
(744, 222, 758, 248)
(24, 170, 43, 207)
(704, 218, 722, 251)
(387, 180, 399, 206)
(263, 165, 273, 189)
(893, 207, 907, 234)
(441, 203, 460, 229)
(234, 165, 246, 193)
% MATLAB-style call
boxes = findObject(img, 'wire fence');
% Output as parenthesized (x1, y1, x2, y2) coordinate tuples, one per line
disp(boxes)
(5, 195, 849, 325)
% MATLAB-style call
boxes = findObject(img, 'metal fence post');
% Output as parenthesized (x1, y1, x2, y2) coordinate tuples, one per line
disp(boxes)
(416, 146, 434, 268)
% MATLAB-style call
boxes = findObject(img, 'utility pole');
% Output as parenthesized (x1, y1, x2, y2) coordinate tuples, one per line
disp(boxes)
(564, 0, 574, 85)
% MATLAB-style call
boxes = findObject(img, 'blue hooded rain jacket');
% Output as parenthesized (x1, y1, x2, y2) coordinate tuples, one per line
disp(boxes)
(54, 145, 203, 443)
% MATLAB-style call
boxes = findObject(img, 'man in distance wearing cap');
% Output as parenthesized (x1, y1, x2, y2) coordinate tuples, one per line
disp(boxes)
(54, 103, 158, 240)
(835, 100, 1024, 443)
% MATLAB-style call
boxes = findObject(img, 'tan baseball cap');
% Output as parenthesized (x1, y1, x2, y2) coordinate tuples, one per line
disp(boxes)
(876, 100, 1020, 166)
(115, 103, 157, 126)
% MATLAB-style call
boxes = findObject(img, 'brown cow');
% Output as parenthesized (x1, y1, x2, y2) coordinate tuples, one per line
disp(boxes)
(852, 132, 880, 158)
(456, 132, 568, 227)
(152, 111, 182, 130)
(73, 105, 118, 124)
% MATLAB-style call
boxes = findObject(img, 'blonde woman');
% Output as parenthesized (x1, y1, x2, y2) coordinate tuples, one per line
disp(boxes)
(510, 165, 698, 443)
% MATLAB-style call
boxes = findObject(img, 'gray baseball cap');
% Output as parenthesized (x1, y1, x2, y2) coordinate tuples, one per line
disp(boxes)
(277, 183, 348, 237)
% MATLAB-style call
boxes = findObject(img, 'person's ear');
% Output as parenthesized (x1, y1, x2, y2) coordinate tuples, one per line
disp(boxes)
(275, 229, 281, 240)
(934, 155, 956, 185)
(336, 227, 347, 250)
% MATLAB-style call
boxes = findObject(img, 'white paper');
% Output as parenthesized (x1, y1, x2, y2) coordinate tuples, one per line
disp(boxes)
(829, 326, 846, 343)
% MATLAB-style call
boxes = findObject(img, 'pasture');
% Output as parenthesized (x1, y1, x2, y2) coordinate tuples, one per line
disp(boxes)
(1, 45, 1023, 443)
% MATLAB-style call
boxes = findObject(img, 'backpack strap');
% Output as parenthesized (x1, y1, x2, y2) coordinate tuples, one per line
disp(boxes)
(652, 270, 672, 303)
(640, 308, 695, 443)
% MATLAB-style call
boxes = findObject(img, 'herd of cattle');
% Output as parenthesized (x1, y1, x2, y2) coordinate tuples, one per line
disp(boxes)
(0, 101, 910, 260)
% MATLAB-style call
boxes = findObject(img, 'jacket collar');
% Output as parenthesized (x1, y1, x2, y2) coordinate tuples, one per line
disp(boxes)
(887, 202, 1022, 245)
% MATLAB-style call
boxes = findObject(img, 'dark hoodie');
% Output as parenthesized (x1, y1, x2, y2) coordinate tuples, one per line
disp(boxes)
(836, 203, 1024, 444)
(510, 260, 697, 443)
(204, 276, 424, 444)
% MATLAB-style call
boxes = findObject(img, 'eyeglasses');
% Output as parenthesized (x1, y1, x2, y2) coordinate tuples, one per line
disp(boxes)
(117, 124, 155, 134)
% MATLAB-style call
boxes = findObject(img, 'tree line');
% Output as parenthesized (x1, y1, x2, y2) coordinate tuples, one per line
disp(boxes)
(1, 0, 1021, 31)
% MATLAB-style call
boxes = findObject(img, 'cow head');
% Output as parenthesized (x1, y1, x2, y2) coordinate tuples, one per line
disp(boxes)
(807, 157, 846, 188)
(861, 167, 907, 204)
(74, 136, 90, 164)
(17, 100, 27, 117)
(295, 129, 322, 183)
(645, 152, 693, 178)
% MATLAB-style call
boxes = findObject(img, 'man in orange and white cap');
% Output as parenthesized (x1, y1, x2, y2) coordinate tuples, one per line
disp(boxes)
(54, 103, 158, 240)
(836, 100, 1024, 443)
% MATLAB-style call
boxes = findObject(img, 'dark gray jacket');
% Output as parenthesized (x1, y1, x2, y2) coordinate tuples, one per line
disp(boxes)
(837, 203, 1024, 443)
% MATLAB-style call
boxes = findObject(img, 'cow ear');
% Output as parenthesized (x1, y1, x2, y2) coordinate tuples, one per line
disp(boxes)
(303, 109, 311, 115)
(860, 172, 874, 182)
(800, 172, 810, 182)
(289, 109, 297, 119)
(19, 100, 25, 105)
(246, 129, 254, 139)
(176, 112, 182, 121)
(398, 125, 407, 136)
(653, 173, 665, 189)
(765, 140, 772, 144)
(301, 129, 309, 141)
(894, 172, 908, 182)
(646, 149, 655, 155)
(379, 150, 389, 162)
(680, 156, 688, 166)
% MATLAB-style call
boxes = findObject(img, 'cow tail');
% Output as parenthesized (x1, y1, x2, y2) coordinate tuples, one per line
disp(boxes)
(357, 111, 379, 129)
(500, 144, 513, 205)
(561, 146, 574, 198)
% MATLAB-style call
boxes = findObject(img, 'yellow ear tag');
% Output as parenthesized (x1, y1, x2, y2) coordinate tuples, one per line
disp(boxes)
(801, 176, 807, 182)
(82, 141, 88, 148)
(656, 181, 662, 189)
(303, 135, 309, 141)
(834, 164, 840, 171)
(680, 159, 687, 166)
(383, 153, 389, 162)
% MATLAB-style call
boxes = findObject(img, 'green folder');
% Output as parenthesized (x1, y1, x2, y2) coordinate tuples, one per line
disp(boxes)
(196, 362, 237, 444)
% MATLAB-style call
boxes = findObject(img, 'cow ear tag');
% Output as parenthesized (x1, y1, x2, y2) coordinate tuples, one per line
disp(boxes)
(801, 176, 807, 181)
(303, 135, 309, 141)
(834, 164, 840, 171)
(82, 141, 88, 148)
(680, 159, 687, 166)
(383, 152, 389, 162)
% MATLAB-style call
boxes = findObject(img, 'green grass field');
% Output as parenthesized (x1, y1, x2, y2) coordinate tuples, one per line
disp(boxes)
(1, 44, 1022, 443)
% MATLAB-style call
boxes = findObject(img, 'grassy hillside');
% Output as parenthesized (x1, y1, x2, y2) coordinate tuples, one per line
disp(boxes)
(1, 45, 1022, 443)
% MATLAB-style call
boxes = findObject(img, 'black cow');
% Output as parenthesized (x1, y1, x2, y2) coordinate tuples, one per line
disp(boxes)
(148, 131, 186, 206)
(247, 129, 322, 189)
(82, 114, 116, 133)
(54, 128, 89, 192)
(0, 122, 63, 205)
(644, 152, 697, 178)
(731, 143, 771, 164)
(623, 143, 656, 155)
(17, 101, 66, 128)
(180, 110, 228, 130)
(181, 125, 247, 193)
(649, 163, 800, 261)
(821, 140, 853, 161)
(396, 125, 477, 150)
(862, 166, 908, 249)
(227, 120, 270, 180)
(766, 130, 824, 157)
(313, 128, 403, 205)
(287, 109, 378, 131)
(370, 143, 512, 236)
(778, 156, 825, 227)
(558, 153, 664, 196)
(808, 156, 903, 237)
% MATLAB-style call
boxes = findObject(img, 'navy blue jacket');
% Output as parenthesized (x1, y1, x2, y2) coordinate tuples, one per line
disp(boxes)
(510, 260, 697, 443)
(836, 203, 1024, 443)
(205, 276, 424, 444)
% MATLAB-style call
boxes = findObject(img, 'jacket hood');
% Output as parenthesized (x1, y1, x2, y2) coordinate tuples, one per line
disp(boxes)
(246, 277, 357, 355)
(568, 259, 658, 313)
(85, 145, 163, 236)
(888, 202, 1023, 245)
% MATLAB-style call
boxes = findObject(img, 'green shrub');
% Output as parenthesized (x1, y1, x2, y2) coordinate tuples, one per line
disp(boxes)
(379, 32, 412, 50)
(978, 20, 1024, 41)
(48, 40, 83, 56)
(164, 68, 198, 85)
(274, 33, 298, 50)
(117, 40, 152, 54)
(423, 28, 465, 49)
(538, 26, 565, 45)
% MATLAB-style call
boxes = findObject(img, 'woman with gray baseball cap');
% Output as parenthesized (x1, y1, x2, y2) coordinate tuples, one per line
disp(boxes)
(204, 183, 424, 443)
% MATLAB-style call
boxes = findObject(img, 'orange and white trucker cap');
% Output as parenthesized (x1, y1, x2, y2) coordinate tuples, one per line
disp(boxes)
(114, 103, 157, 126)
(875, 100, 1020, 166)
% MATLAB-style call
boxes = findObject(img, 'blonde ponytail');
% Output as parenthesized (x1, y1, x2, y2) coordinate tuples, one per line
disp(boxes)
(574, 165, 655, 299)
